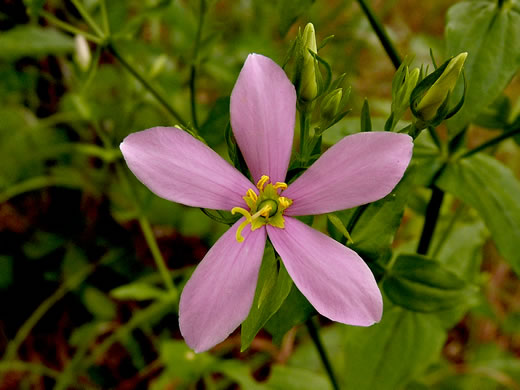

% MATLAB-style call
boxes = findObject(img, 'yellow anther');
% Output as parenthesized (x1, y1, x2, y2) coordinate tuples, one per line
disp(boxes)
(256, 175, 270, 190)
(246, 188, 258, 202)
(279, 197, 292, 209)
(274, 182, 288, 190)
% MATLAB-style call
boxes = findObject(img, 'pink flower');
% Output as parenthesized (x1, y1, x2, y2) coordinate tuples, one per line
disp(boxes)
(120, 54, 413, 352)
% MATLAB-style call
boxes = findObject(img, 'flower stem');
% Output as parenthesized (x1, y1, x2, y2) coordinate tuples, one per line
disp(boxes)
(40, 10, 102, 43)
(461, 126, 520, 158)
(107, 44, 189, 129)
(417, 186, 444, 255)
(305, 318, 341, 390)
(299, 106, 311, 157)
(1, 262, 95, 375)
(138, 217, 177, 297)
(70, 0, 106, 39)
(355, 0, 401, 69)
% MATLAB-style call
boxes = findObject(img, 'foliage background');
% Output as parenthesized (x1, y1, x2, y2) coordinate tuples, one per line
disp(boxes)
(1, 0, 520, 389)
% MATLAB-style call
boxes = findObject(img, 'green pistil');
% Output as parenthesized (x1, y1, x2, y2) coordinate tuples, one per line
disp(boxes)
(258, 199, 278, 217)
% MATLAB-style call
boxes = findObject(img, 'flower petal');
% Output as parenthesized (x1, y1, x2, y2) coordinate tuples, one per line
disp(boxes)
(284, 132, 413, 216)
(120, 127, 253, 210)
(230, 54, 296, 184)
(179, 220, 267, 352)
(267, 217, 382, 326)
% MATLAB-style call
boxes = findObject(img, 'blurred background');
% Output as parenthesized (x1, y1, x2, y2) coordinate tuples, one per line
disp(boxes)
(1, 0, 520, 389)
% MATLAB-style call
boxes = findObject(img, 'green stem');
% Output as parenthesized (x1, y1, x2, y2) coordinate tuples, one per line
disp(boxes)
(356, 0, 401, 69)
(0, 176, 81, 203)
(0, 361, 61, 380)
(40, 11, 102, 43)
(2, 263, 95, 363)
(82, 299, 172, 367)
(107, 44, 189, 129)
(299, 106, 310, 157)
(461, 127, 520, 158)
(100, 0, 110, 36)
(138, 217, 177, 297)
(427, 126, 442, 149)
(70, 0, 106, 39)
(305, 318, 340, 390)
(417, 186, 444, 255)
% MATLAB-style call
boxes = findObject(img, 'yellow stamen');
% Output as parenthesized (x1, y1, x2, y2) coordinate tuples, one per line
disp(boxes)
(246, 188, 258, 202)
(232, 207, 252, 243)
(232, 205, 271, 242)
(279, 197, 292, 209)
(235, 219, 250, 243)
(274, 182, 288, 190)
(256, 175, 270, 190)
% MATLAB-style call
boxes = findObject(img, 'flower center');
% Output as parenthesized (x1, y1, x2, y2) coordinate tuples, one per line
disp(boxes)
(231, 175, 293, 242)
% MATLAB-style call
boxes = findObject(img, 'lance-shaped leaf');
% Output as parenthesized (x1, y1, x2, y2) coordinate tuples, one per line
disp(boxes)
(382, 254, 479, 313)
(343, 305, 446, 390)
(437, 153, 520, 276)
(445, 0, 520, 135)
(241, 245, 293, 351)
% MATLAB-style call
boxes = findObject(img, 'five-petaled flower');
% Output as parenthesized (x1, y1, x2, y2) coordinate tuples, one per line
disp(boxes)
(120, 54, 413, 352)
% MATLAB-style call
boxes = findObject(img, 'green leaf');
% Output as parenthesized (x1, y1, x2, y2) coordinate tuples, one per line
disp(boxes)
(264, 284, 315, 344)
(159, 340, 215, 383)
(278, 0, 315, 36)
(199, 96, 229, 148)
(360, 98, 372, 132)
(83, 287, 117, 320)
(110, 282, 167, 301)
(445, 0, 520, 135)
(0, 26, 75, 60)
(216, 361, 268, 390)
(266, 365, 332, 390)
(343, 306, 446, 390)
(430, 219, 488, 328)
(241, 245, 293, 351)
(437, 153, 520, 276)
(329, 167, 415, 263)
(383, 254, 478, 312)
(23, 0, 46, 19)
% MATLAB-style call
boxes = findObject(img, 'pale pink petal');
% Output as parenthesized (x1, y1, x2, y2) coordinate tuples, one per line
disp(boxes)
(284, 132, 413, 216)
(179, 220, 267, 352)
(267, 217, 382, 326)
(120, 127, 253, 210)
(230, 54, 296, 184)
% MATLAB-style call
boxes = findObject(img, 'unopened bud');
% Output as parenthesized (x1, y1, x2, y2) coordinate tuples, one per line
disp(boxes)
(74, 35, 91, 72)
(416, 52, 467, 121)
(321, 88, 342, 121)
(300, 23, 318, 102)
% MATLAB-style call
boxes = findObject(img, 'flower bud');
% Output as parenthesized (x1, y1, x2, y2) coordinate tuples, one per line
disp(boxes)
(321, 88, 342, 121)
(299, 23, 318, 102)
(74, 35, 91, 72)
(415, 52, 467, 121)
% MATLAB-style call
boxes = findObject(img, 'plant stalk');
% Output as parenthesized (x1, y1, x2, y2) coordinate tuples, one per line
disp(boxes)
(356, 0, 401, 69)
(461, 127, 520, 158)
(107, 44, 189, 129)
(417, 186, 444, 255)
(305, 318, 340, 390)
